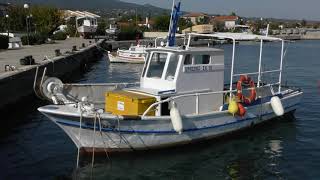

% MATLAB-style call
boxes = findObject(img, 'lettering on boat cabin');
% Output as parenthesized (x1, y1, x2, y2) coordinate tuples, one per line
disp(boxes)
(183, 64, 224, 73)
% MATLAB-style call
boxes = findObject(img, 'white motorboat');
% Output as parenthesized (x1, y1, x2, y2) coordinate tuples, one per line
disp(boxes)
(108, 44, 148, 64)
(37, 32, 303, 153)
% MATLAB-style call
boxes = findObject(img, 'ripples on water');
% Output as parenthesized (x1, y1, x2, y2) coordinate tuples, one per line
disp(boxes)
(1, 41, 320, 180)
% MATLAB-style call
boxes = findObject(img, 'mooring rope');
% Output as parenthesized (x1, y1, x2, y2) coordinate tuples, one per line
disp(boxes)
(116, 115, 122, 144)
(97, 112, 111, 161)
(90, 113, 97, 178)
(76, 107, 83, 168)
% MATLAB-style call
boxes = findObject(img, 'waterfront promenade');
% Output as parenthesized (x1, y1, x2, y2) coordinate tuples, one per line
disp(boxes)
(0, 38, 94, 74)
(0, 37, 104, 110)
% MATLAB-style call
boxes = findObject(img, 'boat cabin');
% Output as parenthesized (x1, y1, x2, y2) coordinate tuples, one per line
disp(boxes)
(130, 46, 225, 115)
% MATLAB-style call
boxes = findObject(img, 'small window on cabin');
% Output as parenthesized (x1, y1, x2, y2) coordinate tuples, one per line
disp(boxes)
(165, 54, 179, 81)
(194, 55, 210, 64)
(184, 54, 192, 65)
(146, 52, 168, 78)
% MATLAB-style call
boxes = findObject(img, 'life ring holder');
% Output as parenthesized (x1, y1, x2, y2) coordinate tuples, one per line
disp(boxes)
(236, 75, 257, 105)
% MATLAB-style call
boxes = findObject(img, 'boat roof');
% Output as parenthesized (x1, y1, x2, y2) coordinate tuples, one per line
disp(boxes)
(189, 32, 283, 41)
(146, 46, 223, 54)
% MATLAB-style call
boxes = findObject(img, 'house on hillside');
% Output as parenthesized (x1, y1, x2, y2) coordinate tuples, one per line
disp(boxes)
(211, 16, 240, 29)
(183, 12, 208, 25)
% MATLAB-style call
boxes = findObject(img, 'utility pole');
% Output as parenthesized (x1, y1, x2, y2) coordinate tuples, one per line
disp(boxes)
(5, 14, 9, 38)
(24, 4, 30, 45)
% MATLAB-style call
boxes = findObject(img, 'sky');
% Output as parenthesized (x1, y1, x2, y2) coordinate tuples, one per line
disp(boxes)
(121, 0, 320, 21)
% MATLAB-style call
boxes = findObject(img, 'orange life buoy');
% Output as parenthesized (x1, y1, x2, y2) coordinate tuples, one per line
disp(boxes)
(236, 75, 257, 105)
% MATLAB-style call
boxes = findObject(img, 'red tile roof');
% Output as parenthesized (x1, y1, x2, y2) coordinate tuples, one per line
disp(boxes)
(213, 16, 239, 21)
(183, 12, 207, 17)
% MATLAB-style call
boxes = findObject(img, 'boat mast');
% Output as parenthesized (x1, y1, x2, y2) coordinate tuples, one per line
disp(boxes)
(167, 0, 181, 47)
(229, 39, 236, 100)
(278, 40, 285, 93)
(257, 39, 263, 87)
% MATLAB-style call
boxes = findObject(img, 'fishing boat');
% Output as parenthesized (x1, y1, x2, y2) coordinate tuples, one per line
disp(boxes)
(37, 2, 302, 153)
(107, 44, 148, 63)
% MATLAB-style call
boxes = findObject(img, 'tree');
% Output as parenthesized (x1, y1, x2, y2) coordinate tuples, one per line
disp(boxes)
(65, 17, 78, 37)
(213, 21, 225, 32)
(178, 18, 192, 32)
(153, 15, 170, 31)
(5, 5, 62, 35)
(30, 5, 63, 34)
(230, 12, 237, 16)
(96, 19, 107, 35)
(269, 22, 281, 30)
(301, 19, 307, 27)
(198, 16, 210, 25)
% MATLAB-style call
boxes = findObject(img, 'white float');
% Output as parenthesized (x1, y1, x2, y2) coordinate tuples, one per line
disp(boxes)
(170, 101, 183, 134)
(270, 96, 284, 116)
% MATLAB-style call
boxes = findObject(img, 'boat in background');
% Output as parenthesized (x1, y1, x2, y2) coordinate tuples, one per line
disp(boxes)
(108, 44, 148, 63)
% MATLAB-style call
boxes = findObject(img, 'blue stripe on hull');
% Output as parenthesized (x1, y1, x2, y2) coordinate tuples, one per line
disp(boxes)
(54, 103, 299, 135)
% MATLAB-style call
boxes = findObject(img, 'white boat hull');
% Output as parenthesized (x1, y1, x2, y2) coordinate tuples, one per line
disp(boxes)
(39, 90, 302, 152)
(108, 52, 145, 64)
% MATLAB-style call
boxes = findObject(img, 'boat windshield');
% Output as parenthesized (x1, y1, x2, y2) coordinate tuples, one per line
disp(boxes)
(146, 52, 168, 78)
(165, 54, 179, 81)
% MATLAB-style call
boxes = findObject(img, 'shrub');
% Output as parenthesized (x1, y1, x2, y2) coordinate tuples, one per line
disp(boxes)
(117, 27, 143, 41)
(51, 32, 67, 40)
(0, 35, 9, 49)
(21, 33, 48, 45)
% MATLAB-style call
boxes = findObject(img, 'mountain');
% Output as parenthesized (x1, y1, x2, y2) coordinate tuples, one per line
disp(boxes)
(2, 0, 170, 16)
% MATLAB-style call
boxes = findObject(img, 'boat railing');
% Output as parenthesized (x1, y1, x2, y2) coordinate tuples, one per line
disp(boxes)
(233, 69, 281, 77)
(63, 82, 140, 87)
(142, 83, 279, 117)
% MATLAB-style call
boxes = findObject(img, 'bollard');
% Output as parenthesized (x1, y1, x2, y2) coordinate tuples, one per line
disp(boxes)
(25, 56, 35, 65)
(4, 65, 16, 71)
(20, 56, 35, 65)
(20, 58, 27, 65)
(5, 65, 9, 72)
(72, 45, 77, 52)
(55, 49, 61, 56)
(82, 43, 85, 48)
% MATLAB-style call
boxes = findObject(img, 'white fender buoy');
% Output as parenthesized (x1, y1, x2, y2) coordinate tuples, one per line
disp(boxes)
(270, 96, 284, 116)
(170, 102, 183, 134)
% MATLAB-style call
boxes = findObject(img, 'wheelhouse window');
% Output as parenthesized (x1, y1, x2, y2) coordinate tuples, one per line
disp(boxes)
(184, 54, 192, 65)
(146, 52, 168, 78)
(194, 54, 210, 64)
(165, 54, 179, 81)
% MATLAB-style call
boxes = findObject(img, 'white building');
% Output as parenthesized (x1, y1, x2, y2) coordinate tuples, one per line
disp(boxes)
(183, 12, 208, 25)
(212, 16, 239, 29)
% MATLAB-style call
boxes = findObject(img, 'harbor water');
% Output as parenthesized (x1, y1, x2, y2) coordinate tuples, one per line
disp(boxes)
(0, 40, 319, 180)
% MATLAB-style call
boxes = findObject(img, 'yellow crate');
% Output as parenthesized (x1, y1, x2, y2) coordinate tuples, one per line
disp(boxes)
(105, 91, 156, 116)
